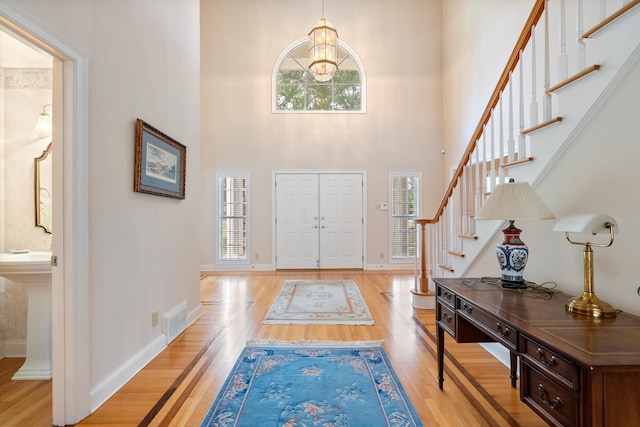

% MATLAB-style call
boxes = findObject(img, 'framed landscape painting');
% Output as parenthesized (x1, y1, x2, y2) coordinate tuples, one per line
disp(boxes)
(134, 118, 186, 199)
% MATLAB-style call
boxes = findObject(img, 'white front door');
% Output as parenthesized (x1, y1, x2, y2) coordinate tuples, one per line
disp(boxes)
(275, 174, 320, 269)
(275, 173, 364, 269)
(319, 174, 363, 268)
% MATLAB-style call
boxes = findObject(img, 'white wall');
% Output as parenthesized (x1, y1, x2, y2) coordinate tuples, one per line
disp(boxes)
(200, 0, 444, 269)
(4, 0, 202, 406)
(2, 68, 52, 252)
(441, 0, 532, 185)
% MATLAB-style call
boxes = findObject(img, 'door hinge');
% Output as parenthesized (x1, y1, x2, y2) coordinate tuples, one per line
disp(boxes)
(51, 255, 58, 266)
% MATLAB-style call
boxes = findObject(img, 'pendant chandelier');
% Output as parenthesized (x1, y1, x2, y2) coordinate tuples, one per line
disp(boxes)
(308, 0, 338, 82)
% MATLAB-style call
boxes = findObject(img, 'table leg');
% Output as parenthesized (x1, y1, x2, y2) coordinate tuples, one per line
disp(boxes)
(437, 324, 445, 390)
(510, 350, 518, 388)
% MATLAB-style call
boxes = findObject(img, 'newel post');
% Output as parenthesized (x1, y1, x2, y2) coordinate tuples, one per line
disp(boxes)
(412, 219, 435, 308)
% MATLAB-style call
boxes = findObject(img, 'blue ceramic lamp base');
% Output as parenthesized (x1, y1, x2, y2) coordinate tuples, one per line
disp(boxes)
(496, 220, 529, 289)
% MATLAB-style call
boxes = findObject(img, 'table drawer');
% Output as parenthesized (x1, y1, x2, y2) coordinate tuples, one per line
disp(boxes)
(521, 335, 579, 391)
(437, 285, 456, 309)
(437, 301, 456, 337)
(521, 361, 579, 427)
(458, 298, 517, 349)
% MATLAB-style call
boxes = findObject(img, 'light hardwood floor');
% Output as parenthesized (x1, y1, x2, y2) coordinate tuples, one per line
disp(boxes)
(0, 271, 546, 426)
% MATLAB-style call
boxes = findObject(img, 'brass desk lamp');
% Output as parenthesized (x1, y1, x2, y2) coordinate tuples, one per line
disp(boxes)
(553, 214, 618, 318)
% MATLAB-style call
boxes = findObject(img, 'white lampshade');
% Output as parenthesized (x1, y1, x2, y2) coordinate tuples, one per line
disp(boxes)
(476, 180, 555, 221)
(553, 214, 618, 234)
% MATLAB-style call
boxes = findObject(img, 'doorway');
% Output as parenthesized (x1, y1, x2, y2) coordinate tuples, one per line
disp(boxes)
(1, 4, 90, 425)
(275, 173, 364, 269)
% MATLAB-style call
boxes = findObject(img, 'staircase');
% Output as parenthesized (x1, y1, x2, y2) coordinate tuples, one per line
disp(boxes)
(412, 0, 640, 307)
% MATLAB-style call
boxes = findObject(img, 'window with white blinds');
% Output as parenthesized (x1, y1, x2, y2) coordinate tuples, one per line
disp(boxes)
(217, 173, 248, 262)
(390, 174, 420, 261)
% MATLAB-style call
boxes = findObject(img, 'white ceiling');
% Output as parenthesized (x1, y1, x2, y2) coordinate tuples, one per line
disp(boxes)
(0, 30, 52, 68)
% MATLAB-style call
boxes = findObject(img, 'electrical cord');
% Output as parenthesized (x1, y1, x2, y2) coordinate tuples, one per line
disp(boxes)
(459, 276, 560, 299)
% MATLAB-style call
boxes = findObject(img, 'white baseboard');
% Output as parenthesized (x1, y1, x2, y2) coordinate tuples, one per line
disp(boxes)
(201, 263, 415, 272)
(89, 335, 166, 413)
(3, 339, 26, 357)
(187, 303, 203, 327)
(365, 263, 415, 271)
(89, 303, 203, 413)
(201, 263, 273, 272)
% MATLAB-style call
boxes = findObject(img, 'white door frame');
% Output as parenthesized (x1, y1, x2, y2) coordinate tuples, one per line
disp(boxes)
(0, 2, 90, 425)
(272, 170, 367, 269)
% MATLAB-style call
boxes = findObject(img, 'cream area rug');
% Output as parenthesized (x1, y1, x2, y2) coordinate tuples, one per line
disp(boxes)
(263, 280, 374, 325)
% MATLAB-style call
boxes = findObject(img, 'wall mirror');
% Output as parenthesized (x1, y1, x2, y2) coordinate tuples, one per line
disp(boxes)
(35, 142, 52, 234)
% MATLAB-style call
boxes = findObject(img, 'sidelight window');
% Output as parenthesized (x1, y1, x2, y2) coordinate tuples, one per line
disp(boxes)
(217, 173, 248, 262)
(390, 173, 420, 261)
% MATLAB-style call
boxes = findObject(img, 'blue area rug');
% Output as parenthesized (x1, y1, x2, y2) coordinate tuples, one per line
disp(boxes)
(201, 341, 423, 426)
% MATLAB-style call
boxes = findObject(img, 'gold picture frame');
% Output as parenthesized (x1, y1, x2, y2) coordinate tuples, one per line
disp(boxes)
(134, 118, 186, 199)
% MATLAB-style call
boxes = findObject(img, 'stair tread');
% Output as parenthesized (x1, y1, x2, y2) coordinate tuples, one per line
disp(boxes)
(522, 117, 563, 135)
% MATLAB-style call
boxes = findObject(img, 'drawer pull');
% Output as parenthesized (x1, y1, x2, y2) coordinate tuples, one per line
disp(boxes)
(538, 384, 563, 409)
(536, 347, 558, 367)
(441, 313, 452, 323)
(443, 290, 453, 300)
(462, 303, 473, 314)
(496, 323, 510, 337)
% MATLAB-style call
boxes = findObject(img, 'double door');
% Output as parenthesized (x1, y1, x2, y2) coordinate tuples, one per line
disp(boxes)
(275, 173, 363, 269)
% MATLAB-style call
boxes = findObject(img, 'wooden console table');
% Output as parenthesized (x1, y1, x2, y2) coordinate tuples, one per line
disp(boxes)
(434, 277, 640, 426)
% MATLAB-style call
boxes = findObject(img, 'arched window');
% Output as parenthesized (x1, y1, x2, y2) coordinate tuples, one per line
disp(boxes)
(272, 38, 366, 113)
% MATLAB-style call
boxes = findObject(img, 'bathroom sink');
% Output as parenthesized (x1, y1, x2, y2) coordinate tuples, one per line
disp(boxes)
(0, 251, 52, 283)
(0, 251, 53, 380)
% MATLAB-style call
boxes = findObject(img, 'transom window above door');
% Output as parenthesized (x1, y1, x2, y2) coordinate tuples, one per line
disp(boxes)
(272, 38, 366, 113)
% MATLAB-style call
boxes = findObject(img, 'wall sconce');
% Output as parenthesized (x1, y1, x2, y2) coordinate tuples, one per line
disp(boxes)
(553, 214, 618, 318)
(476, 179, 555, 288)
(35, 104, 52, 135)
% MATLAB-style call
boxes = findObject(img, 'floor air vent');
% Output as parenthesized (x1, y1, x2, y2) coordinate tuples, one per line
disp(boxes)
(162, 301, 187, 345)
